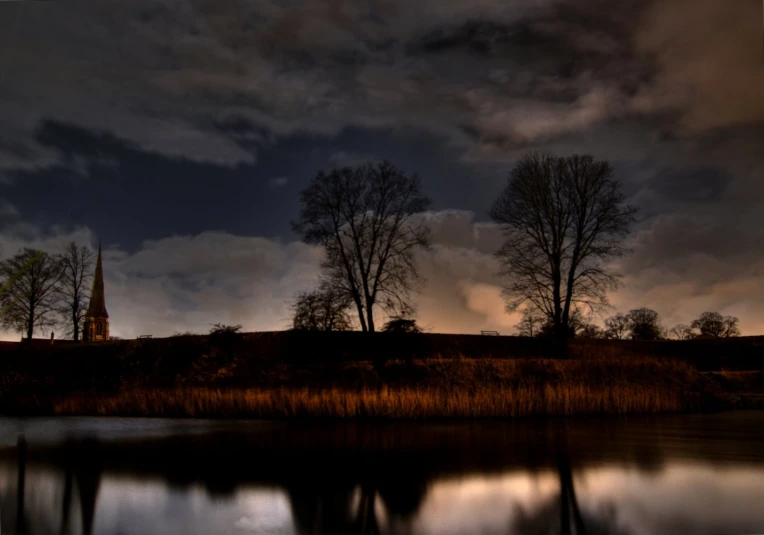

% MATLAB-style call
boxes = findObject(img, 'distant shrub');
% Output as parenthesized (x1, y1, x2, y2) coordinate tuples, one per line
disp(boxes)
(382, 318, 422, 334)
(208, 324, 243, 353)
(209, 324, 242, 336)
(291, 285, 353, 331)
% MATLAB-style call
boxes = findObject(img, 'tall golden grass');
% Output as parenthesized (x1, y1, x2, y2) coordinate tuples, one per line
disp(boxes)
(52, 384, 688, 418)
(52, 357, 699, 418)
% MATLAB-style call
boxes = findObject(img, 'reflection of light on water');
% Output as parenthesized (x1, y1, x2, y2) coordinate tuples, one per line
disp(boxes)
(0, 464, 296, 535)
(0, 464, 82, 533)
(416, 465, 764, 535)
(94, 481, 296, 534)
(575, 464, 764, 535)
(4, 461, 764, 534)
(414, 471, 561, 535)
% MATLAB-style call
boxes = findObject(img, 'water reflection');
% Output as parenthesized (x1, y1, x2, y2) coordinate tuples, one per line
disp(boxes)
(2, 413, 764, 534)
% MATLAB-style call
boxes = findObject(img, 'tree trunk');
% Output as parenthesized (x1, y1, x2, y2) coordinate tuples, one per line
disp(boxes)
(552, 260, 563, 338)
(352, 294, 368, 332)
(72, 311, 80, 342)
(26, 311, 34, 341)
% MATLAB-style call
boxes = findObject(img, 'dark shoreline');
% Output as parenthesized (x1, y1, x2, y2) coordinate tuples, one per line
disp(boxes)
(1, 332, 763, 419)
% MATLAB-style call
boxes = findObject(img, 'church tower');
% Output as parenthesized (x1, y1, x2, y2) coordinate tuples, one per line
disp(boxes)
(83, 244, 110, 342)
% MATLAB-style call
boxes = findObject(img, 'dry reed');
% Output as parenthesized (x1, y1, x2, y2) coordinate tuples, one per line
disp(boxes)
(53, 381, 689, 419)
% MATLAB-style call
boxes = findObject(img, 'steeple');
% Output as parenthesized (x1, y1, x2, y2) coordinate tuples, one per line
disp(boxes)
(83, 243, 110, 342)
(86, 244, 108, 319)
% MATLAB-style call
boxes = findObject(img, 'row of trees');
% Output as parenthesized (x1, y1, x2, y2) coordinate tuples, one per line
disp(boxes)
(290, 153, 643, 338)
(0, 244, 95, 341)
(1, 152, 740, 342)
(290, 153, 746, 340)
(516, 307, 741, 341)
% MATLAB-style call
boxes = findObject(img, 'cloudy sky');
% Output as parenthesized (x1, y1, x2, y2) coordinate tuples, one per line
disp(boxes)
(0, 0, 762, 339)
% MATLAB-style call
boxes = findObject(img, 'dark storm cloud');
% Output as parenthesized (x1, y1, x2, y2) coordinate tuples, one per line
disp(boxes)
(0, 0, 644, 176)
(1, 0, 757, 173)
(0, 0, 762, 335)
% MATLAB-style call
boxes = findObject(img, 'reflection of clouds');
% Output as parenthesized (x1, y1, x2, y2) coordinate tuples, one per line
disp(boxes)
(405, 465, 764, 535)
(577, 464, 764, 535)
(3, 462, 764, 534)
(94, 481, 295, 535)
(0, 465, 85, 534)
(416, 472, 560, 535)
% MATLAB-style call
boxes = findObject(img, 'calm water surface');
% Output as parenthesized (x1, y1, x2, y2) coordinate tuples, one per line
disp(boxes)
(2, 412, 764, 535)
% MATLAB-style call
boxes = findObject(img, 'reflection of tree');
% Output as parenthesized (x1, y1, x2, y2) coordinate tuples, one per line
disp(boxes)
(287, 482, 358, 534)
(3, 436, 103, 535)
(352, 484, 381, 535)
(17, 435, 27, 535)
(286, 470, 429, 535)
(377, 476, 428, 520)
(558, 456, 586, 535)
(511, 455, 634, 535)
(59, 439, 103, 535)
(287, 481, 384, 535)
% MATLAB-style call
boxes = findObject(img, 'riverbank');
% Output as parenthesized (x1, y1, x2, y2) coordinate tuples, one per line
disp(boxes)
(1, 332, 763, 418)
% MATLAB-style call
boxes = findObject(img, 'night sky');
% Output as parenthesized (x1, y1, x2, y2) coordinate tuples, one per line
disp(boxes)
(0, 0, 762, 339)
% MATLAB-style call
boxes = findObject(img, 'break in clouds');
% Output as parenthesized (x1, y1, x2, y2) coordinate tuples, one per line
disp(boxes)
(0, 0, 762, 337)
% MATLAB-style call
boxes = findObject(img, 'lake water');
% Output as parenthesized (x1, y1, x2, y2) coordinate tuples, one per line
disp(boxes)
(2, 412, 764, 534)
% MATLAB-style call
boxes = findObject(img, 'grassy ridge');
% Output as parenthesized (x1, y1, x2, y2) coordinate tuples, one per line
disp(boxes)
(1, 331, 761, 418)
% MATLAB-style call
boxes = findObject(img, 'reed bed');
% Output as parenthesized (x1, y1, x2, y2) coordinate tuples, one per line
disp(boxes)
(6, 354, 708, 418)
(53, 381, 690, 419)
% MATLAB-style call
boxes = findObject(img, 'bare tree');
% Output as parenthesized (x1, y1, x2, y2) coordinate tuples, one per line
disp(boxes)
(491, 153, 637, 339)
(515, 307, 547, 337)
(690, 311, 741, 338)
(721, 315, 741, 337)
(292, 283, 353, 331)
(626, 308, 663, 340)
(0, 248, 63, 340)
(603, 313, 630, 340)
(292, 161, 431, 332)
(57, 242, 94, 342)
(669, 323, 695, 340)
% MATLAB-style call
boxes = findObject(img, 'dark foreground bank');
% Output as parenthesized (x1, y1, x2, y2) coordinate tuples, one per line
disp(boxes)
(1, 331, 763, 418)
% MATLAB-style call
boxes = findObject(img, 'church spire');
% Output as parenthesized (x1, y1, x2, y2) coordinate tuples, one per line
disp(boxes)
(83, 243, 110, 342)
(86, 243, 108, 318)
